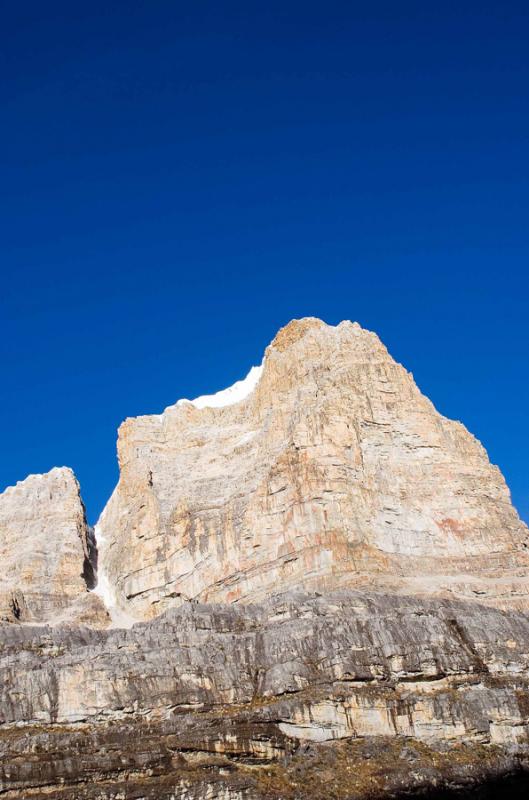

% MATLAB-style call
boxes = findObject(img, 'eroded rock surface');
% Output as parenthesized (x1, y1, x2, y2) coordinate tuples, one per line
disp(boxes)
(0, 468, 108, 626)
(98, 318, 529, 621)
(1, 592, 529, 798)
(2, 318, 529, 798)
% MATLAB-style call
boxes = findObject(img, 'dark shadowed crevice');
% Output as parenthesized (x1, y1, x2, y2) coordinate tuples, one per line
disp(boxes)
(77, 490, 98, 591)
(385, 770, 529, 799)
(82, 524, 98, 590)
(10, 595, 21, 620)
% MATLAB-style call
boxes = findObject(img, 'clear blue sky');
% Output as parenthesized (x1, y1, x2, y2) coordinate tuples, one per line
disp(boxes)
(1, 2, 528, 524)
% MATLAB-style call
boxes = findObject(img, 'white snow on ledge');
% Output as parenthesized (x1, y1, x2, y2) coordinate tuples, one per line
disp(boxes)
(176, 363, 263, 410)
(92, 521, 137, 629)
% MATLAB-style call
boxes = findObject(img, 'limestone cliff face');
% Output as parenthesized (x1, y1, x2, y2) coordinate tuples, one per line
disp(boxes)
(2, 592, 529, 798)
(97, 318, 529, 621)
(0, 467, 108, 626)
(2, 317, 529, 799)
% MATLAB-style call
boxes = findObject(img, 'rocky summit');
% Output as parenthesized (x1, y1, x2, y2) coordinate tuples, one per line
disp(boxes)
(1, 318, 529, 799)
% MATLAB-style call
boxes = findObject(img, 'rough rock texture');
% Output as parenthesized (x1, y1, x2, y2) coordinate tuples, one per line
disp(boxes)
(2, 592, 529, 798)
(2, 317, 529, 798)
(0, 468, 108, 626)
(98, 318, 529, 621)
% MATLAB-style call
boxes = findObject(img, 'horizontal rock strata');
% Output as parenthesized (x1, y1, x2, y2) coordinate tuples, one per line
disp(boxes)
(1, 592, 529, 798)
(2, 318, 529, 798)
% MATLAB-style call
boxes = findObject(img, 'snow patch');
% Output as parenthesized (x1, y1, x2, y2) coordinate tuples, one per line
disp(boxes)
(177, 363, 263, 410)
(92, 521, 137, 629)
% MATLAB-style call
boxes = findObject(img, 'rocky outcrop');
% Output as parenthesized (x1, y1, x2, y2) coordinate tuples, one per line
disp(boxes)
(2, 317, 529, 798)
(2, 592, 529, 798)
(0, 468, 108, 626)
(97, 318, 529, 621)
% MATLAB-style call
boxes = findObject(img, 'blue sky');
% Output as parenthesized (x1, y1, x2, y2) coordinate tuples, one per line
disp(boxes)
(1, 2, 528, 523)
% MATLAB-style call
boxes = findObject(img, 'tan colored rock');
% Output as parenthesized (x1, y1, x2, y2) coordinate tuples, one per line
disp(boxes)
(97, 318, 529, 621)
(0, 467, 108, 625)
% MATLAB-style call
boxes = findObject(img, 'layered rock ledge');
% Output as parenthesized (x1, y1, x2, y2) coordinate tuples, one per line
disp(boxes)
(1, 318, 529, 798)
(2, 592, 529, 798)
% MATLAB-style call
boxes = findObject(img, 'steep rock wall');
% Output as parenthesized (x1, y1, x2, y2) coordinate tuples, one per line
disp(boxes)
(97, 318, 529, 621)
(0, 467, 107, 626)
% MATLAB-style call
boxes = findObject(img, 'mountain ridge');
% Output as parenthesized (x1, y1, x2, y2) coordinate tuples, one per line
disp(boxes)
(1, 317, 528, 626)
(2, 317, 529, 798)
(95, 317, 529, 621)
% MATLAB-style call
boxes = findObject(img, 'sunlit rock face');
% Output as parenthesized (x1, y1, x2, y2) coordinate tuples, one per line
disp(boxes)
(97, 318, 529, 621)
(2, 318, 529, 799)
(0, 467, 108, 626)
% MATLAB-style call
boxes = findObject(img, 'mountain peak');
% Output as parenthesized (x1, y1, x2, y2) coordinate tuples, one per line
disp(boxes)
(268, 317, 369, 353)
(92, 319, 528, 621)
(268, 317, 328, 352)
(3, 319, 528, 627)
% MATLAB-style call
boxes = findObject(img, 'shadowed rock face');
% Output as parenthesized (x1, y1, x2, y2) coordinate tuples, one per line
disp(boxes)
(2, 318, 529, 798)
(0, 467, 108, 626)
(97, 318, 529, 621)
